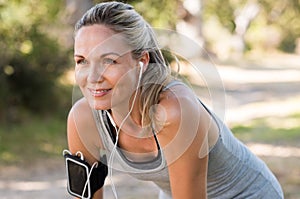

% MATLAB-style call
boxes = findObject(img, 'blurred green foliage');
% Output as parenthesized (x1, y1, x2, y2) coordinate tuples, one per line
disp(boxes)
(94, 0, 179, 28)
(0, 0, 71, 122)
(128, 0, 179, 28)
(203, 0, 300, 52)
(203, 0, 238, 33)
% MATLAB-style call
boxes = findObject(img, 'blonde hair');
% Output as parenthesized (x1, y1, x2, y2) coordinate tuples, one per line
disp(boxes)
(74, 1, 171, 128)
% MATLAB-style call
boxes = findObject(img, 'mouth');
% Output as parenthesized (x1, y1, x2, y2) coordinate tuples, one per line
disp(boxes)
(88, 88, 112, 97)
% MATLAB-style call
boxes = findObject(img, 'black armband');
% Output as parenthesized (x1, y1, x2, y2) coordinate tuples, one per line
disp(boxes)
(63, 150, 108, 199)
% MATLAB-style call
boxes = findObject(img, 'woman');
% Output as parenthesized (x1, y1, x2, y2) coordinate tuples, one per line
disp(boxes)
(66, 1, 284, 199)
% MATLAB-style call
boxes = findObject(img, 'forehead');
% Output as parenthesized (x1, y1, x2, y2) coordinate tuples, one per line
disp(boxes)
(74, 24, 132, 57)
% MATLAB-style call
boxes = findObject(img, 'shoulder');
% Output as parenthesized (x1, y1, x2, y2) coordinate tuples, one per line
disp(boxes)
(67, 98, 103, 160)
(68, 97, 91, 120)
(155, 83, 202, 143)
(68, 98, 98, 128)
(68, 97, 99, 137)
(157, 83, 201, 128)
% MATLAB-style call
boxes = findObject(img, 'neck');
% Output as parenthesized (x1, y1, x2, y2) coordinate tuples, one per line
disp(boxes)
(110, 90, 143, 134)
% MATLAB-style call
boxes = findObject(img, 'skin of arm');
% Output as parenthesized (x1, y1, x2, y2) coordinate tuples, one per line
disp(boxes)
(67, 98, 105, 199)
(156, 85, 211, 199)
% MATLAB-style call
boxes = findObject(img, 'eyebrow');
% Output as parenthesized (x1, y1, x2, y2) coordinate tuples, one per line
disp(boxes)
(74, 52, 122, 58)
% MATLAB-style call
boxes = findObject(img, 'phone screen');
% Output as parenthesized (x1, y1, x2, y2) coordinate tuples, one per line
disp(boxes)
(67, 159, 89, 198)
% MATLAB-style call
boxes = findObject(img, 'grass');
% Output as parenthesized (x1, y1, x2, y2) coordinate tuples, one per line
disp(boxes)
(231, 113, 300, 146)
(0, 115, 68, 166)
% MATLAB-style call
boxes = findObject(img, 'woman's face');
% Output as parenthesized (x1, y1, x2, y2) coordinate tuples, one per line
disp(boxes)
(74, 25, 139, 110)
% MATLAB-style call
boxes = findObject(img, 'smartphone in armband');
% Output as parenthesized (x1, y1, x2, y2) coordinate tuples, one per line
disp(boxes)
(64, 150, 92, 199)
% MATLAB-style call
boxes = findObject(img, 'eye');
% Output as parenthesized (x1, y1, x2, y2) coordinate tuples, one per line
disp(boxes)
(76, 58, 88, 66)
(102, 58, 117, 65)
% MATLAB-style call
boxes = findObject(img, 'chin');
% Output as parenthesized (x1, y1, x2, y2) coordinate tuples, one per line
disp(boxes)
(87, 99, 111, 110)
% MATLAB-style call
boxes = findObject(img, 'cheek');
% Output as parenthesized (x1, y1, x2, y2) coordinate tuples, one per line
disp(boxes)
(112, 69, 138, 98)
(74, 68, 88, 86)
(117, 69, 137, 88)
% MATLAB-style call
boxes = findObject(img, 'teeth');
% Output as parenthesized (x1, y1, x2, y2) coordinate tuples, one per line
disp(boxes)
(92, 89, 109, 94)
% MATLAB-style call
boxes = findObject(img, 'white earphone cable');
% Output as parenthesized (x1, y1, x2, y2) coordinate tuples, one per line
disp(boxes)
(81, 162, 99, 199)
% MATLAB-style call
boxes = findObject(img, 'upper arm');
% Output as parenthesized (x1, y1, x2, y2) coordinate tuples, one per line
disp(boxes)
(157, 86, 211, 199)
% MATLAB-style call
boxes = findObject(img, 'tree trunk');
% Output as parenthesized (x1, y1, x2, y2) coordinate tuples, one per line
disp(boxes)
(64, 0, 93, 26)
(176, 0, 208, 58)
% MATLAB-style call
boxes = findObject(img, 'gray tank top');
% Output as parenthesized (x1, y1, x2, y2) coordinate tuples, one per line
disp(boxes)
(92, 81, 283, 199)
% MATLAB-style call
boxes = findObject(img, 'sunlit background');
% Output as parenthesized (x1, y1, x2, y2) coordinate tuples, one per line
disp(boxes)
(0, 0, 299, 198)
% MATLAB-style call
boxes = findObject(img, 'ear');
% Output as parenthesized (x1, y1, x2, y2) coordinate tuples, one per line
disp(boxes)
(138, 51, 150, 72)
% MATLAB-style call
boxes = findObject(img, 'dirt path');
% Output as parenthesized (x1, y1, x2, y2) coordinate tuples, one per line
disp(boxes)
(1, 54, 299, 199)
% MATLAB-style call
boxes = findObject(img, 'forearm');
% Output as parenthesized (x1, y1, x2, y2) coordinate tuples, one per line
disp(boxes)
(73, 188, 103, 199)
(92, 188, 103, 199)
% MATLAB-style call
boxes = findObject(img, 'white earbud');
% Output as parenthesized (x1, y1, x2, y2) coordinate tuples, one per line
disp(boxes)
(139, 61, 144, 70)
(138, 61, 144, 82)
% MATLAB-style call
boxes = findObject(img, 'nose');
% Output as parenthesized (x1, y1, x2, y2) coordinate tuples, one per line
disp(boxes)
(87, 63, 104, 83)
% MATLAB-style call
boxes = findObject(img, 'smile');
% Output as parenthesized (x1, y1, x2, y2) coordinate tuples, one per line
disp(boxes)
(89, 88, 112, 97)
